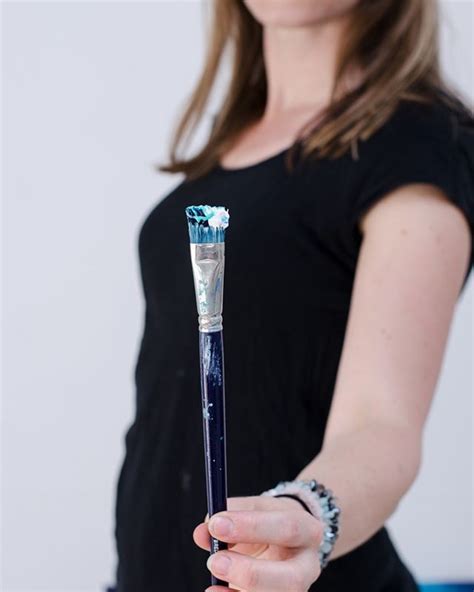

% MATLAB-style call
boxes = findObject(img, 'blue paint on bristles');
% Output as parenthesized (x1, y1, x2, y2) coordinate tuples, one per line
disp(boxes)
(185, 205, 230, 244)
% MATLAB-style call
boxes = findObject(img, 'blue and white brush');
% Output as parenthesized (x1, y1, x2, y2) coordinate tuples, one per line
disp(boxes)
(185, 205, 230, 588)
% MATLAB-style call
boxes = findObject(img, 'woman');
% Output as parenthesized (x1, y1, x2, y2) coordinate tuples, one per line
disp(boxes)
(113, 1, 474, 591)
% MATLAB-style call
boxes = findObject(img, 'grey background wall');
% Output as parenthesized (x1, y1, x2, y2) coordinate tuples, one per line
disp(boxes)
(2, 1, 472, 590)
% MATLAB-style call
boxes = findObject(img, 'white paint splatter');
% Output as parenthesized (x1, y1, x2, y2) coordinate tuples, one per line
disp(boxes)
(203, 402, 214, 420)
(207, 207, 230, 229)
(202, 338, 222, 386)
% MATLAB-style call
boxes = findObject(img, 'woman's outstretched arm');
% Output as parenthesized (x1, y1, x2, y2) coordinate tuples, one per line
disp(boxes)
(297, 182, 471, 558)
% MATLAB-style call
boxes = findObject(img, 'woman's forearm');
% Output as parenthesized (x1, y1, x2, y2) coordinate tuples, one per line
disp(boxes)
(295, 420, 422, 559)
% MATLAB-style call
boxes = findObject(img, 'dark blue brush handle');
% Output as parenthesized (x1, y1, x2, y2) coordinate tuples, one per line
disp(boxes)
(199, 330, 228, 587)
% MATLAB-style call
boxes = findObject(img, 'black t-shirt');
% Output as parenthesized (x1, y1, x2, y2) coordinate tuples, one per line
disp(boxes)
(114, 100, 474, 591)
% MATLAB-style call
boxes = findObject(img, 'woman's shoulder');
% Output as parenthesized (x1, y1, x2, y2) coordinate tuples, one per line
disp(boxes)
(352, 96, 473, 277)
(350, 95, 474, 198)
(296, 96, 474, 213)
(360, 96, 473, 157)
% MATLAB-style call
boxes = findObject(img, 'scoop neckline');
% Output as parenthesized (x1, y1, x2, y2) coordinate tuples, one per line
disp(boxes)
(215, 142, 295, 173)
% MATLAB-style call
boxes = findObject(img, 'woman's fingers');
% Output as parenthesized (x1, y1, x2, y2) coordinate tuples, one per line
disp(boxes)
(208, 509, 322, 548)
(193, 521, 229, 551)
(195, 503, 322, 552)
(196, 498, 323, 590)
(207, 547, 320, 592)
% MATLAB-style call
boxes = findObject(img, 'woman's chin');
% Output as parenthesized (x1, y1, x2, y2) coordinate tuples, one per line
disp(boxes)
(243, 0, 359, 28)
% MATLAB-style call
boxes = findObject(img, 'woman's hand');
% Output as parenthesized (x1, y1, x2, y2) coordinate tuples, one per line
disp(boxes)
(193, 495, 323, 592)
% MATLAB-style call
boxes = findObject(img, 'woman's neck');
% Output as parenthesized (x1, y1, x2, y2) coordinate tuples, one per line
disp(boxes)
(262, 17, 353, 120)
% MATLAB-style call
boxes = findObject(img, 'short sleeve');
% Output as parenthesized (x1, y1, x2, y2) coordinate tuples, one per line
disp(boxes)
(351, 101, 474, 291)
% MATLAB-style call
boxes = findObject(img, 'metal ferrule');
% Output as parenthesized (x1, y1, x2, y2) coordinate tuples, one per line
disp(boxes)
(190, 242, 225, 333)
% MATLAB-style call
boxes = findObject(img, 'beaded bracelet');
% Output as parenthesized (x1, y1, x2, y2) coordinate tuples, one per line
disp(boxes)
(261, 479, 341, 569)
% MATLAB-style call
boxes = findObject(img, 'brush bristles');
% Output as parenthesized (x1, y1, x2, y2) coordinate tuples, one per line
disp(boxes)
(185, 205, 230, 244)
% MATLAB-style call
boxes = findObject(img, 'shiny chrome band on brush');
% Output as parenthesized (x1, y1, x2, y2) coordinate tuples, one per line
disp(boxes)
(189, 242, 225, 333)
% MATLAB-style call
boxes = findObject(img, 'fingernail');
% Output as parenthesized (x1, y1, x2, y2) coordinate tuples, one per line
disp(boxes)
(209, 516, 233, 536)
(207, 553, 231, 575)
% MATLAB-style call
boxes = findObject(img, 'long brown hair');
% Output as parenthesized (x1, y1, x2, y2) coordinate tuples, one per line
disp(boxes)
(160, 0, 470, 180)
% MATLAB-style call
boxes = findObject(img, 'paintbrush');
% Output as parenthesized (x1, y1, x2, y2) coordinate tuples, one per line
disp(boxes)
(185, 205, 230, 587)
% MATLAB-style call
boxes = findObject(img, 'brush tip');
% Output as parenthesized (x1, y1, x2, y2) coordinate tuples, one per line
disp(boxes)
(185, 205, 230, 244)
